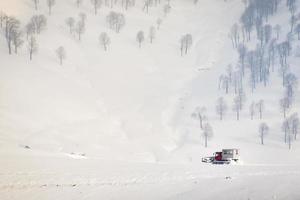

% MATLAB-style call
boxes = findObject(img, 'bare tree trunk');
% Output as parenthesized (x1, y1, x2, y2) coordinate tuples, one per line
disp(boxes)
(230, 37, 234, 48)
(125, 0, 129, 10)
(8, 40, 12, 55)
(198, 115, 203, 129)
(285, 130, 287, 143)
(180, 46, 183, 56)
(288, 134, 291, 149)
(259, 110, 262, 119)
(185, 43, 188, 54)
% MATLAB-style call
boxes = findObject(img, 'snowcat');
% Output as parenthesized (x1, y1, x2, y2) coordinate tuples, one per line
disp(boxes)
(202, 149, 240, 164)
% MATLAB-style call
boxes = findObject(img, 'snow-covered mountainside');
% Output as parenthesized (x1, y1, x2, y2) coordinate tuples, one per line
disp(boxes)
(0, 0, 244, 160)
(0, 0, 299, 199)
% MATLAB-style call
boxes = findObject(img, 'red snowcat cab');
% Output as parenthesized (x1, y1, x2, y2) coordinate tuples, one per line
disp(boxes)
(214, 152, 222, 161)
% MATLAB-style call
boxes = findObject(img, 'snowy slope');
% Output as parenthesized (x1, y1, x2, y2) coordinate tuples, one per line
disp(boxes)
(0, 0, 244, 159)
(0, 0, 300, 199)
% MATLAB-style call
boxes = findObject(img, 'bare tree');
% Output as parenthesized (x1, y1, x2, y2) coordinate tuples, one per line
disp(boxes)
(256, 100, 264, 119)
(264, 24, 272, 43)
(282, 119, 290, 144)
(149, 26, 156, 43)
(216, 97, 227, 120)
(75, 20, 85, 40)
(143, 0, 151, 13)
(115, 13, 126, 33)
(240, 7, 254, 41)
(191, 106, 206, 129)
(12, 29, 23, 54)
(295, 45, 300, 57)
(287, 0, 297, 15)
(289, 113, 299, 140)
(76, 0, 83, 8)
(46, 0, 56, 15)
(247, 50, 257, 92)
(0, 11, 7, 28)
(278, 64, 290, 86)
(156, 18, 162, 30)
(202, 123, 213, 148)
(257, 24, 264, 47)
(232, 71, 242, 94)
(136, 31, 145, 48)
(99, 32, 110, 51)
(91, 0, 102, 15)
(288, 127, 293, 150)
(277, 42, 290, 67)
(32, 0, 39, 10)
(237, 89, 246, 109)
(31, 15, 47, 34)
(233, 96, 241, 120)
(284, 73, 298, 107)
(282, 118, 293, 150)
(109, 0, 116, 8)
(65, 17, 75, 34)
(268, 39, 277, 71)
(163, 4, 171, 17)
(124, 0, 135, 10)
(5, 17, 21, 55)
(295, 24, 300, 40)
(282, 113, 299, 149)
(180, 34, 193, 56)
(226, 64, 233, 83)
(106, 11, 125, 33)
(25, 22, 35, 39)
(274, 24, 281, 39)
(290, 14, 297, 33)
(238, 44, 247, 76)
(56, 46, 66, 65)
(229, 23, 239, 48)
(280, 97, 290, 118)
(79, 12, 87, 26)
(249, 101, 256, 120)
(28, 36, 38, 60)
(221, 75, 230, 94)
(259, 123, 269, 145)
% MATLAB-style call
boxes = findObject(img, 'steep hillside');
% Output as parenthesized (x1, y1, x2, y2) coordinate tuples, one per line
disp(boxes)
(0, 0, 243, 160)
(168, 0, 300, 164)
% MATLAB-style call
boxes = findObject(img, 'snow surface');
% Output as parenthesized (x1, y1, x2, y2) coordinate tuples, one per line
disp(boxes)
(0, 0, 300, 199)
